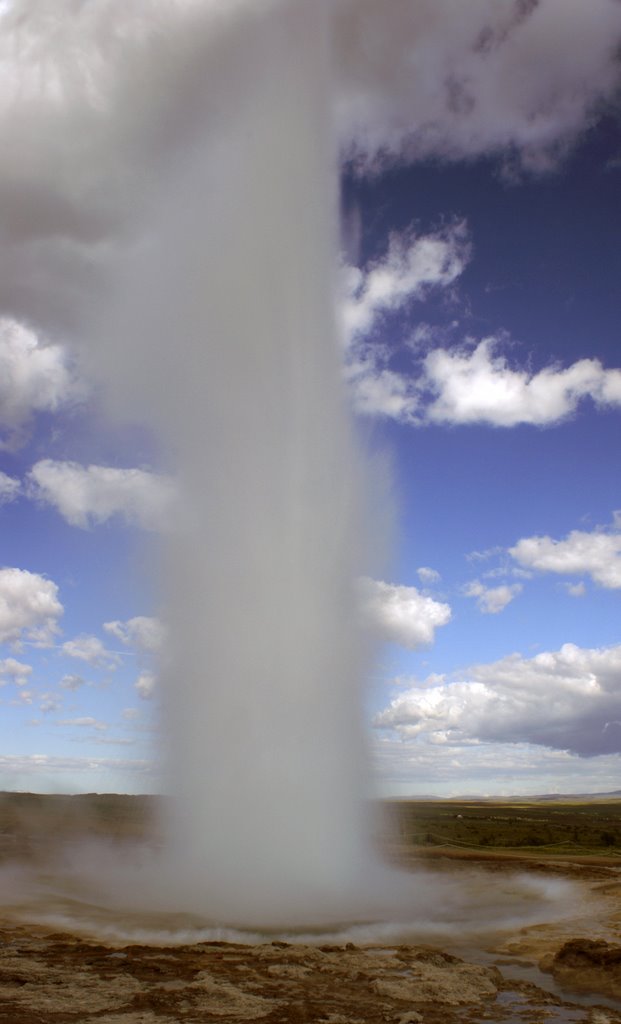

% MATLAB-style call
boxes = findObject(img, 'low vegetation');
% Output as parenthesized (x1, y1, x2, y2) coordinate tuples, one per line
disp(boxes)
(381, 798, 621, 860)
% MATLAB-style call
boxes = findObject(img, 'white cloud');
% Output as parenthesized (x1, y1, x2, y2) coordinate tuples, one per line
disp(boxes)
(28, 460, 175, 531)
(565, 582, 586, 598)
(342, 225, 469, 422)
(417, 566, 441, 585)
(423, 339, 621, 427)
(344, 332, 621, 431)
(103, 616, 165, 653)
(375, 642, 621, 757)
(0, 471, 20, 505)
(135, 672, 156, 700)
(336, 0, 621, 172)
(0, 754, 155, 793)
(59, 673, 86, 690)
(343, 226, 468, 341)
(373, 734, 621, 798)
(344, 364, 418, 423)
(510, 520, 621, 589)
(57, 717, 107, 731)
(61, 635, 119, 669)
(464, 579, 522, 614)
(0, 320, 82, 449)
(0, 657, 32, 685)
(358, 577, 451, 650)
(0, 567, 62, 646)
(39, 693, 62, 714)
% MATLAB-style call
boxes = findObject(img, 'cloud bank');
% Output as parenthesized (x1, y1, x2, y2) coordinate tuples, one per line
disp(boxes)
(376, 642, 621, 757)
(336, 0, 621, 172)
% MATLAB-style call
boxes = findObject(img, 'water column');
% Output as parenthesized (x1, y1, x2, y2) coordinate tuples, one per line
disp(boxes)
(136, 0, 373, 925)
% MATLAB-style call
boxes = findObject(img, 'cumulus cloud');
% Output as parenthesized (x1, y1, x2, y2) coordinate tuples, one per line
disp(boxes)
(59, 673, 86, 690)
(61, 635, 119, 668)
(28, 460, 176, 532)
(358, 577, 451, 649)
(0, 320, 82, 449)
(343, 225, 468, 341)
(375, 642, 621, 757)
(103, 616, 165, 653)
(417, 566, 441, 585)
(0, 471, 20, 505)
(39, 693, 62, 714)
(510, 520, 621, 589)
(343, 225, 469, 421)
(344, 331, 621, 430)
(0, 657, 32, 685)
(344, 366, 417, 423)
(0, 567, 62, 646)
(135, 672, 156, 700)
(464, 579, 522, 614)
(422, 339, 621, 427)
(336, 0, 621, 172)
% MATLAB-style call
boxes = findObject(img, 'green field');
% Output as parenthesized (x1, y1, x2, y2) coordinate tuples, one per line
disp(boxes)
(382, 798, 621, 859)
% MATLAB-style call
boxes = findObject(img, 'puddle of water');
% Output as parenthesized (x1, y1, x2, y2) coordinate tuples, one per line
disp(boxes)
(495, 990, 585, 1022)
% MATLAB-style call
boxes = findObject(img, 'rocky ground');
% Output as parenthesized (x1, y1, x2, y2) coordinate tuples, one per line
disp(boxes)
(0, 922, 616, 1024)
(0, 794, 620, 1023)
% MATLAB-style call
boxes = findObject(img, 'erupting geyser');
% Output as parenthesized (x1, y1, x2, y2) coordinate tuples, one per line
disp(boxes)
(106, 0, 379, 926)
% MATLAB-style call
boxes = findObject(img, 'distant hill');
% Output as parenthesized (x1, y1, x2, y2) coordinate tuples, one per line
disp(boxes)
(383, 791, 621, 803)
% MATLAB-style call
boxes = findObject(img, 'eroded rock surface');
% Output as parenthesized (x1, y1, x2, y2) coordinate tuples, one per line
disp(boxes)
(0, 926, 618, 1024)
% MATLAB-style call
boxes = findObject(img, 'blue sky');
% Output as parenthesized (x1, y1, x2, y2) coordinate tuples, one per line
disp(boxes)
(0, 0, 620, 797)
(340, 112, 621, 796)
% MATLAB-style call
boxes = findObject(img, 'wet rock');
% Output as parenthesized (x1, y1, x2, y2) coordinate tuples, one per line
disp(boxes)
(541, 938, 621, 1000)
